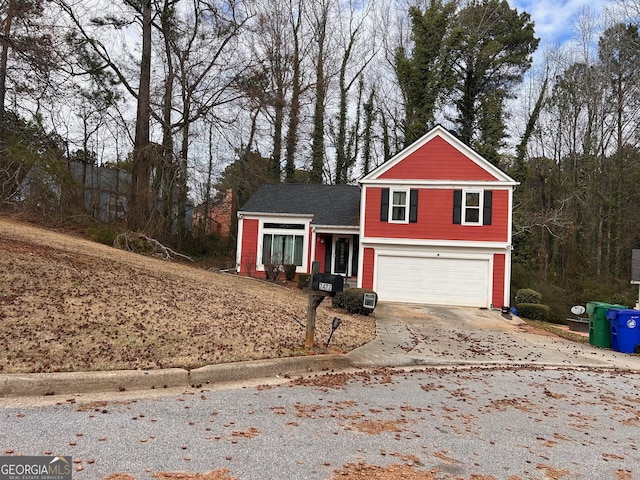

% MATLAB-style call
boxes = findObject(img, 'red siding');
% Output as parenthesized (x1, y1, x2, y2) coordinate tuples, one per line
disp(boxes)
(238, 219, 259, 274)
(364, 187, 509, 242)
(315, 234, 327, 272)
(492, 254, 506, 307)
(380, 136, 499, 181)
(362, 247, 375, 290)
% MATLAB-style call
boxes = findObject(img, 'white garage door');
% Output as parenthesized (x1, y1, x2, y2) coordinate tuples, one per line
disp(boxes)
(376, 255, 490, 307)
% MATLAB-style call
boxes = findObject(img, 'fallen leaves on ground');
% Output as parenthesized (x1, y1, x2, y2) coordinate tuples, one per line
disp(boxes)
(103, 471, 237, 480)
(331, 462, 441, 480)
(0, 217, 375, 373)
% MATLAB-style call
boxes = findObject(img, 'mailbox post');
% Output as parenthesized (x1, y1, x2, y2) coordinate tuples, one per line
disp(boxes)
(305, 261, 344, 348)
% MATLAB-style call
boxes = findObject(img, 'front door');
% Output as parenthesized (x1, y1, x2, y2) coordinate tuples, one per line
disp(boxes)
(332, 236, 352, 276)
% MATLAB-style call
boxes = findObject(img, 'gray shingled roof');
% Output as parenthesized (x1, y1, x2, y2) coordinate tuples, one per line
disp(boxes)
(240, 184, 360, 226)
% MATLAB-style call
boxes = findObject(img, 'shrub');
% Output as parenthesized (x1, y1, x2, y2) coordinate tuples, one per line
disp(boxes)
(264, 263, 281, 282)
(516, 303, 550, 321)
(332, 288, 378, 316)
(515, 288, 542, 305)
(284, 264, 296, 281)
(86, 225, 121, 246)
(297, 273, 311, 289)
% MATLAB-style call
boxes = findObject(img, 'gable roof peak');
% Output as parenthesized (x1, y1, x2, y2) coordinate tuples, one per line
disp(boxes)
(359, 125, 517, 185)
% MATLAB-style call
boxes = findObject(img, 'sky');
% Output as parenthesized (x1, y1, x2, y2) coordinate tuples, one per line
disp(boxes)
(510, 0, 613, 46)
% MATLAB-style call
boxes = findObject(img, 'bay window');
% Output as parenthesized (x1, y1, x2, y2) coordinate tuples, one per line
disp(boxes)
(261, 222, 306, 267)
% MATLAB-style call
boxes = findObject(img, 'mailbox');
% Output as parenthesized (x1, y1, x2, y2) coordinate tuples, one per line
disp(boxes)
(311, 273, 344, 294)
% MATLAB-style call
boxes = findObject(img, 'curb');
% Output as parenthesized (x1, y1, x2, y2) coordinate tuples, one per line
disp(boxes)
(190, 355, 351, 386)
(0, 368, 189, 398)
(0, 355, 351, 398)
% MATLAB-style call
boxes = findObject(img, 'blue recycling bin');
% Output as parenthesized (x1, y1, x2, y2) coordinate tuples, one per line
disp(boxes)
(606, 309, 640, 354)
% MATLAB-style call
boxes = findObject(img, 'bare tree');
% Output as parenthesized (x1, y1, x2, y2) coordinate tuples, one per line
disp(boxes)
(0, 0, 56, 203)
(333, 0, 378, 184)
(308, 0, 334, 183)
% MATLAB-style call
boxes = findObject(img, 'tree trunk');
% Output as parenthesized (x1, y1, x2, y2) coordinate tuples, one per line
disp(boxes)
(0, 0, 14, 143)
(284, 0, 303, 183)
(159, 0, 177, 239)
(271, 82, 284, 181)
(129, 0, 153, 233)
(310, 2, 329, 184)
(361, 87, 376, 176)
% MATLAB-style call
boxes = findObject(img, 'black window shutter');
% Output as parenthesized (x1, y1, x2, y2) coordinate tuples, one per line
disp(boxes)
(409, 189, 418, 223)
(453, 190, 462, 224)
(483, 191, 492, 225)
(351, 235, 359, 275)
(380, 188, 390, 222)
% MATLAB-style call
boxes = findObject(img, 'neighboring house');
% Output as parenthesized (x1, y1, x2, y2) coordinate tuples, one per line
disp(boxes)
(68, 160, 194, 230)
(68, 160, 130, 222)
(193, 189, 235, 239)
(236, 125, 518, 308)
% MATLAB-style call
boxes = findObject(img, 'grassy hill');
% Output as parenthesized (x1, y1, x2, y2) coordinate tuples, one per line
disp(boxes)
(0, 217, 374, 374)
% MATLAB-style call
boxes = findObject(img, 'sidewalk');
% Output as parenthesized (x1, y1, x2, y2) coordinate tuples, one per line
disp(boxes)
(2, 302, 640, 399)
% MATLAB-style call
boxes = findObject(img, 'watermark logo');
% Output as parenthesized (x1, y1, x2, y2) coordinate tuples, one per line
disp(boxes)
(0, 456, 72, 480)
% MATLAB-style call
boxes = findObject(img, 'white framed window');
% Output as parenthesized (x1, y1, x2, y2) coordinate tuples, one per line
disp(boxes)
(260, 222, 307, 269)
(462, 190, 483, 225)
(389, 189, 409, 223)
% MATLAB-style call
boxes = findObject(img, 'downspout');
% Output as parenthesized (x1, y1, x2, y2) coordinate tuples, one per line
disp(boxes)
(505, 185, 516, 307)
(310, 225, 317, 274)
(356, 184, 366, 288)
(236, 213, 244, 273)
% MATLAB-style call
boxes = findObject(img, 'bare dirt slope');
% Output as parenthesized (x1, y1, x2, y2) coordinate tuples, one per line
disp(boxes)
(0, 217, 375, 374)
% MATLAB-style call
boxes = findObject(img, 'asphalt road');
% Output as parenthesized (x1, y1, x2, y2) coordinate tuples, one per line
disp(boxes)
(2, 366, 639, 480)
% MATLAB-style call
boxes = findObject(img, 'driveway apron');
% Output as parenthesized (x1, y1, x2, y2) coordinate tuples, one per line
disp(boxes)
(347, 302, 640, 371)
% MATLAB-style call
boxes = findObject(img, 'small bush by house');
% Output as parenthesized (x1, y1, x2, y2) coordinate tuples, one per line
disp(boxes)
(284, 264, 296, 281)
(515, 288, 542, 305)
(332, 288, 378, 316)
(516, 303, 550, 321)
(297, 273, 310, 289)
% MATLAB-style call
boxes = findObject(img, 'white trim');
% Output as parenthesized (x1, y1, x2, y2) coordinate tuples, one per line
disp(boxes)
(332, 235, 354, 276)
(310, 227, 317, 272)
(360, 237, 511, 250)
(505, 186, 515, 307)
(357, 185, 368, 288)
(239, 212, 314, 220)
(360, 125, 518, 185)
(389, 188, 410, 224)
(372, 246, 496, 259)
(504, 245, 513, 307)
(313, 225, 359, 234)
(359, 179, 518, 188)
(235, 216, 244, 273)
(257, 218, 311, 273)
(461, 189, 483, 226)
(372, 246, 494, 308)
(507, 187, 514, 246)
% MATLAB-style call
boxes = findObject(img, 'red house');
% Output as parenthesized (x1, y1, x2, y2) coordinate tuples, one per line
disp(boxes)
(236, 126, 517, 308)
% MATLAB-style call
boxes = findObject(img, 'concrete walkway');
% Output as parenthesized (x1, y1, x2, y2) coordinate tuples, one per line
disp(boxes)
(2, 302, 640, 399)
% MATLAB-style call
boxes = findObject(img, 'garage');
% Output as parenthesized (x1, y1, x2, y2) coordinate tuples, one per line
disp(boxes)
(375, 254, 491, 307)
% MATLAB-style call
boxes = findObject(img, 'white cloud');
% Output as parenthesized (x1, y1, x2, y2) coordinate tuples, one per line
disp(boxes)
(510, 0, 612, 45)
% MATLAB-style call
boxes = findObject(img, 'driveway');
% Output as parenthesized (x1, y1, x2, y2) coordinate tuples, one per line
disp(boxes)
(347, 302, 640, 371)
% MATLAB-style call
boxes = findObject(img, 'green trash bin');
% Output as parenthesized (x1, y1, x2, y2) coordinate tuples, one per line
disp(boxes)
(587, 302, 627, 348)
